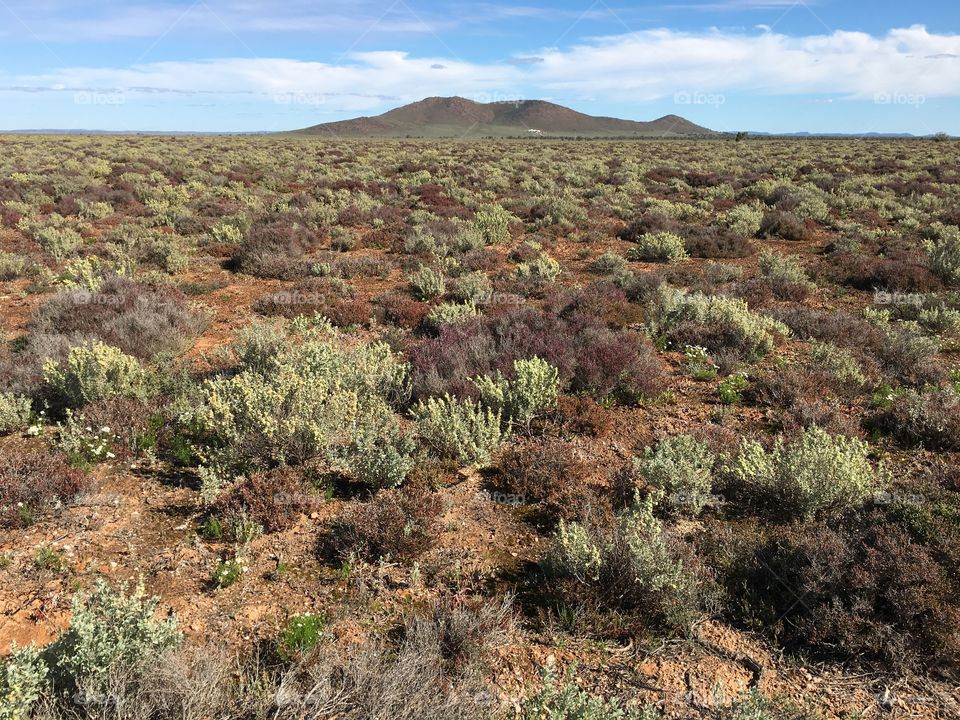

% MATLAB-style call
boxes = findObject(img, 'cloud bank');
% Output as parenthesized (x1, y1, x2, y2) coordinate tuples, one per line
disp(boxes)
(3, 25, 958, 113)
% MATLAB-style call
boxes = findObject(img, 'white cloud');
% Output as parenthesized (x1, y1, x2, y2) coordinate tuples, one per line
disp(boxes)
(3, 25, 959, 113)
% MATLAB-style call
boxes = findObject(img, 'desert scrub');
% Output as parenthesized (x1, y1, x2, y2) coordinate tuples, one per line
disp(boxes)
(450, 270, 493, 305)
(192, 329, 412, 492)
(647, 287, 789, 361)
(0, 644, 47, 720)
(424, 301, 479, 330)
(36, 579, 181, 697)
(807, 341, 867, 390)
(514, 254, 561, 283)
(729, 425, 879, 518)
(408, 265, 446, 300)
(758, 249, 814, 289)
(43, 341, 149, 409)
(634, 435, 716, 515)
(722, 203, 764, 237)
(473, 356, 560, 428)
(520, 661, 655, 720)
(473, 203, 513, 244)
(926, 222, 960, 285)
(627, 231, 688, 263)
(0, 251, 26, 280)
(550, 496, 706, 632)
(0, 393, 31, 435)
(412, 394, 504, 466)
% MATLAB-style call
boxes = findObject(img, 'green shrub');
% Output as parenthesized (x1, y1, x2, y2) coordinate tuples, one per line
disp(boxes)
(520, 661, 655, 720)
(42, 579, 181, 693)
(424, 301, 478, 329)
(0, 393, 31, 435)
(408, 266, 446, 300)
(0, 645, 47, 720)
(627, 232, 688, 263)
(757, 249, 813, 287)
(927, 222, 960, 285)
(723, 203, 764, 237)
(193, 332, 411, 489)
(473, 203, 513, 244)
(450, 271, 493, 305)
(341, 421, 416, 488)
(647, 287, 789, 361)
(635, 435, 716, 515)
(412, 394, 504, 466)
(514, 255, 561, 283)
(551, 496, 704, 631)
(473, 356, 560, 428)
(278, 613, 326, 660)
(0, 251, 26, 280)
(729, 425, 878, 517)
(43, 341, 149, 408)
(808, 341, 866, 389)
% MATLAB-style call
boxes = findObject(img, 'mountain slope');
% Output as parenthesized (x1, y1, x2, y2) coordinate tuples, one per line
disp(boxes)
(297, 96, 715, 137)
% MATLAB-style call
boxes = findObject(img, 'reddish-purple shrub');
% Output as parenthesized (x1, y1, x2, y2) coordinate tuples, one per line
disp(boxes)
(214, 467, 314, 533)
(230, 219, 315, 279)
(325, 487, 444, 563)
(493, 439, 594, 522)
(0, 449, 88, 527)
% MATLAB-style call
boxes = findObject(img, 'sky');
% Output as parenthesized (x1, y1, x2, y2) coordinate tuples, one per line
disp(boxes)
(0, 0, 958, 134)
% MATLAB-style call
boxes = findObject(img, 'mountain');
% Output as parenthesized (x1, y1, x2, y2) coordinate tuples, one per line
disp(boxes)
(296, 96, 715, 137)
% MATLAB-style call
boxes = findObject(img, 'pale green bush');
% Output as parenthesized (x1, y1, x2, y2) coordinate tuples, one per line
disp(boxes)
(551, 496, 703, 631)
(77, 199, 114, 221)
(36, 226, 83, 261)
(0, 392, 32, 435)
(520, 661, 656, 720)
(53, 255, 117, 291)
(647, 287, 789, 360)
(927, 222, 960, 285)
(0, 251, 26, 280)
(514, 255, 561, 282)
(340, 421, 416, 488)
(412, 394, 504, 466)
(808, 341, 866, 388)
(758, 250, 813, 287)
(635, 435, 716, 515)
(627, 232, 688, 263)
(473, 203, 513, 244)
(473, 356, 560, 428)
(450, 271, 493, 305)
(195, 334, 410, 485)
(723, 203, 764, 237)
(43, 341, 149, 407)
(408, 266, 446, 300)
(730, 425, 878, 517)
(425, 301, 479, 329)
(0, 645, 46, 720)
(43, 579, 181, 693)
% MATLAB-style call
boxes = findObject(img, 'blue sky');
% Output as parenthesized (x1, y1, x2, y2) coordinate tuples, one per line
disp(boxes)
(0, 0, 958, 133)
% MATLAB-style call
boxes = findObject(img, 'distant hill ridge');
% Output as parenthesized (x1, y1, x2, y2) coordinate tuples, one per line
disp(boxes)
(297, 96, 716, 137)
